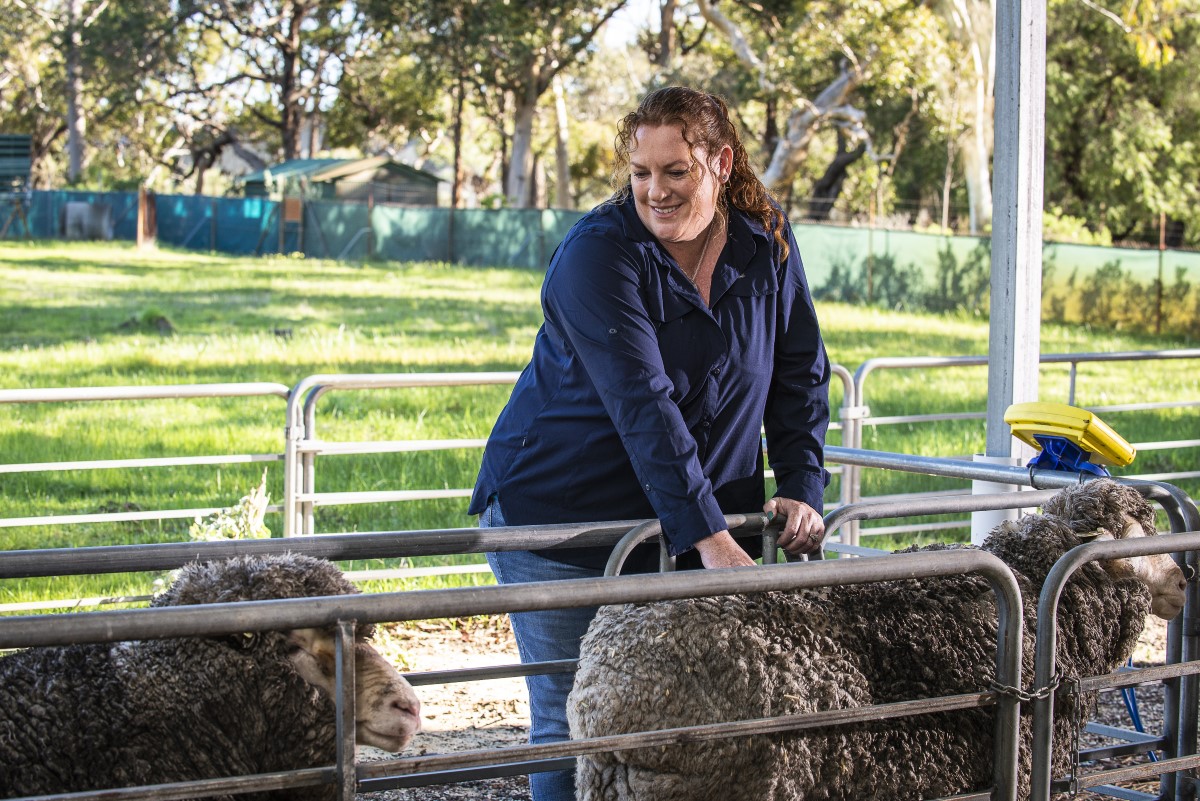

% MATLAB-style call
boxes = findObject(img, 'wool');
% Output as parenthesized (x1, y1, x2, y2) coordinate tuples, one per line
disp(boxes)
(0, 553, 417, 801)
(569, 480, 1182, 801)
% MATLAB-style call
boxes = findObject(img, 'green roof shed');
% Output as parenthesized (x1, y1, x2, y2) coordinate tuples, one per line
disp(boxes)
(239, 157, 441, 205)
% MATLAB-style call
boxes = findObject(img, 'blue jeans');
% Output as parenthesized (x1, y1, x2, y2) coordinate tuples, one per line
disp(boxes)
(481, 498, 602, 801)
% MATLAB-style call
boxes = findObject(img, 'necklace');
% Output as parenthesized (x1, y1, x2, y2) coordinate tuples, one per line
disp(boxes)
(681, 217, 720, 285)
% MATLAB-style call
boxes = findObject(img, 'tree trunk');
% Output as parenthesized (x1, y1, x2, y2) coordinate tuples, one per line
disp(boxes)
(65, 0, 85, 184)
(552, 75, 571, 208)
(933, 0, 995, 233)
(506, 75, 538, 208)
(279, 6, 306, 161)
(452, 74, 465, 208)
(656, 0, 677, 67)
(761, 67, 862, 190)
(806, 133, 866, 221)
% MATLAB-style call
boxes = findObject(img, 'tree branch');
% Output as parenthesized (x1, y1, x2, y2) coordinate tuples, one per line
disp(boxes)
(694, 0, 775, 93)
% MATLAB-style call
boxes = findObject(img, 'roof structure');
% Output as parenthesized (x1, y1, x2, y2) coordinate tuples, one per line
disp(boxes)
(239, 157, 441, 187)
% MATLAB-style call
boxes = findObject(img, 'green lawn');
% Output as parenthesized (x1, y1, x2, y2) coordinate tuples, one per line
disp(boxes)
(1, 240, 1197, 607)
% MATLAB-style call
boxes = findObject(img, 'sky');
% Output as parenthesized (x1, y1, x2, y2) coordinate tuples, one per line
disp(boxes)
(604, 0, 659, 47)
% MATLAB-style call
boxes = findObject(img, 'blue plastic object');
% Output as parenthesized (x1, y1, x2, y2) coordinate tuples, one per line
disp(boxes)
(1027, 434, 1111, 477)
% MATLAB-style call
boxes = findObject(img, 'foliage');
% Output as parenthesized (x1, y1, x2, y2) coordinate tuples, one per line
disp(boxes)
(1044, 0, 1200, 245)
(1043, 208, 1114, 246)
(926, 241, 990, 314)
(815, 253, 927, 311)
(189, 470, 271, 541)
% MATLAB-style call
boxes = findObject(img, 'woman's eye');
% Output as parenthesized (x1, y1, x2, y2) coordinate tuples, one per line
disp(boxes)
(632, 172, 649, 180)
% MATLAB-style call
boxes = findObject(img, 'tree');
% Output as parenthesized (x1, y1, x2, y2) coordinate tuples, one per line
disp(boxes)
(0, 0, 185, 187)
(686, 0, 947, 221)
(1043, 0, 1200, 244)
(181, 0, 364, 162)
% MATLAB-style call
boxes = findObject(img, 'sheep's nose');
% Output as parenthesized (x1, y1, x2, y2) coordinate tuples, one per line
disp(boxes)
(395, 695, 421, 719)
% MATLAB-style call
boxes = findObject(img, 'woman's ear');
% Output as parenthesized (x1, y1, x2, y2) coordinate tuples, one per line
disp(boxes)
(716, 145, 733, 182)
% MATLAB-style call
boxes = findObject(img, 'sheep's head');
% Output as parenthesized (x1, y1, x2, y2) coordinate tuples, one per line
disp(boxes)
(155, 554, 422, 752)
(285, 626, 422, 752)
(1044, 479, 1187, 620)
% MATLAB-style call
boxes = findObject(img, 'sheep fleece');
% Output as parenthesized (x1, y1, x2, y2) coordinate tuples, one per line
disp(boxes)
(0, 553, 366, 800)
(568, 519, 1151, 801)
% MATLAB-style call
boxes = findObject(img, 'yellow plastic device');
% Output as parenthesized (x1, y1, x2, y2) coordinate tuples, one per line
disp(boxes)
(1004, 401, 1136, 473)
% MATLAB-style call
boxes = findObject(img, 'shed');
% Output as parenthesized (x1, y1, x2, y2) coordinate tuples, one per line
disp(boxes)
(239, 156, 441, 205)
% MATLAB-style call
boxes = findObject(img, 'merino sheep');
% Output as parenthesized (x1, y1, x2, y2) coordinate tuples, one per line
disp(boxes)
(0, 552, 421, 800)
(568, 479, 1188, 801)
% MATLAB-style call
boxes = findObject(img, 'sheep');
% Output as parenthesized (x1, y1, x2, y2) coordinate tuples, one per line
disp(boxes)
(0, 552, 422, 800)
(568, 479, 1188, 801)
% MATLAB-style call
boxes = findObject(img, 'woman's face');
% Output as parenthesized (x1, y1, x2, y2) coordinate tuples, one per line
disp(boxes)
(629, 123, 732, 245)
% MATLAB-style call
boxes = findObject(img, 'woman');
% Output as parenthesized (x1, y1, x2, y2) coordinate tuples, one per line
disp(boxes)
(468, 86, 831, 801)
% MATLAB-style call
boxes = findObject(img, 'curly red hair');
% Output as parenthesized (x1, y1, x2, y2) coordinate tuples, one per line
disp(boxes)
(610, 86, 789, 259)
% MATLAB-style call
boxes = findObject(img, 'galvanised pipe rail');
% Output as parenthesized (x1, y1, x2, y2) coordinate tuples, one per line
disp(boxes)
(846, 350, 1200, 512)
(288, 366, 858, 537)
(0, 550, 1025, 801)
(0, 382, 291, 533)
(853, 349, 1200, 410)
(285, 372, 522, 537)
(0, 516, 776, 580)
(602, 490, 1063, 573)
(1028, 530, 1200, 801)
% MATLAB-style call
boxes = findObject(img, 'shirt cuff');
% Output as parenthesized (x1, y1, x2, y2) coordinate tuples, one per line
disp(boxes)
(774, 469, 830, 515)
(658, 493, 730, 557)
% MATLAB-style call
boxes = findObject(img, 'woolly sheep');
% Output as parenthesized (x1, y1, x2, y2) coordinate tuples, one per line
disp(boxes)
(0, 552, 422, 800)
(568, 479, 1188, 800)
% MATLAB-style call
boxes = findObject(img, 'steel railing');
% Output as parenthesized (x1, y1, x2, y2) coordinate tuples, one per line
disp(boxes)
(0, 350, 1195, 558)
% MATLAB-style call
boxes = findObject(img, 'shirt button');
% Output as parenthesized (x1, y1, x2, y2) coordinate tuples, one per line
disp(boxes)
(711, 366, 721, 376)
(702, 419, 712, 429)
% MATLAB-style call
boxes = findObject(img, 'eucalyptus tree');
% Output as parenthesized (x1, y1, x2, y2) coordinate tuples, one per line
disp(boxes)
(180, 0, 367, 162)
(680, 0, 949, 222)
(1044, 0, 1200, 244)
(363, 0, 627, 208)
(0, 0, 184, 186)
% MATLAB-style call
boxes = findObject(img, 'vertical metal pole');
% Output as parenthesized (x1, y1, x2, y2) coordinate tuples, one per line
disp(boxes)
(335, 619, 357, 801)
(302, 391, 320, 536)
(991, 568, 1024, 801)
(283, 389, 302, 538)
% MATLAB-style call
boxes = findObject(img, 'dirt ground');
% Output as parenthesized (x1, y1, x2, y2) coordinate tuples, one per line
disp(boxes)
(357, 615, 1177, 801)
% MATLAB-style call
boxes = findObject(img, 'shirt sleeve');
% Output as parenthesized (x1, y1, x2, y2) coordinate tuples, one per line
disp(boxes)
(764, 222, 832, 513)
(542, 228, 728, 555)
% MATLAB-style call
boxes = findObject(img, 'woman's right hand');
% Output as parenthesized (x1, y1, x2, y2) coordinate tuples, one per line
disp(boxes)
(694, 530, 757, 569)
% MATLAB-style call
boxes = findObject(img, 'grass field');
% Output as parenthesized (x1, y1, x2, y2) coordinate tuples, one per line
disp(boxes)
(2, 240, 1198, 609)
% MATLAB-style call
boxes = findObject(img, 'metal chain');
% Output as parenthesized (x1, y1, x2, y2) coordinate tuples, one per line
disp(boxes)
(989, 673, 1061, 704)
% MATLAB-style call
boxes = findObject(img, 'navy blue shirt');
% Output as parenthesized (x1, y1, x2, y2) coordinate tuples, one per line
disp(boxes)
(469, 197, 830, 570)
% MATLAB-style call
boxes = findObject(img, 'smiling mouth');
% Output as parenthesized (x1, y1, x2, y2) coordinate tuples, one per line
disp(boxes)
(652, 205, 681, 216)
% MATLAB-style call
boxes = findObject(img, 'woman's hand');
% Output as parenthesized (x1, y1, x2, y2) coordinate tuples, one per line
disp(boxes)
(694, 530, 757, 569)
(764, 497, 825, 556)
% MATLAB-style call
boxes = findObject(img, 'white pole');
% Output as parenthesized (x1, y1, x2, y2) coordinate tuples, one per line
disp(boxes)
(973, 0, 1047, 544)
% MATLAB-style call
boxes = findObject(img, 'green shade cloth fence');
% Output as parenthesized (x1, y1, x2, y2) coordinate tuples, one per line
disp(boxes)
(6, 190, 1200, 335)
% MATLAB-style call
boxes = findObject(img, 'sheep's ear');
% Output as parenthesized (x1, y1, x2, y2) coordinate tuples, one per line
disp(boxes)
(1077, 529, 1114, 544)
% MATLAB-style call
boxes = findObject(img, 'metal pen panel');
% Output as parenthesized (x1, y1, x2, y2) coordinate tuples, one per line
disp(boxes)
(1028, 530, 1200, 801)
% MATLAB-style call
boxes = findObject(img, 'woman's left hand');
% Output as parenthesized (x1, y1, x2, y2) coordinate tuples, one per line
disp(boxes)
(764, 497, 825, 556)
